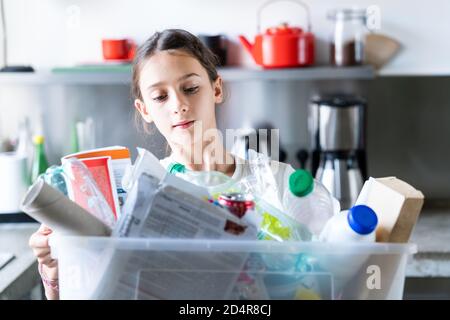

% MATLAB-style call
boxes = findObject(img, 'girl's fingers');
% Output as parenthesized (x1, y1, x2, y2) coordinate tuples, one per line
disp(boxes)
(34, 248, 50, 259)
(29, 232, 49, 248)
(38, 224, 53, 235)
(38, 254, 54, 266)
(46, 259, 58, 269)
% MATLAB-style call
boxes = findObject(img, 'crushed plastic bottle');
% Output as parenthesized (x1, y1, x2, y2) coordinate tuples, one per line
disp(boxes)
(282, 169, 339, 237)
(41, 165, 68, 196)
(240, 150, 283, 210)
(168, 162, 238, 195)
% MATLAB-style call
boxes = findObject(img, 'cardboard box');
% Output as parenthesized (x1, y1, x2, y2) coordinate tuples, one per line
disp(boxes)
(355, 177, 424, 243)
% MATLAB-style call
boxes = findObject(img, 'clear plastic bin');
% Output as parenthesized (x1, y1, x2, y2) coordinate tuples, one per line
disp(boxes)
(50, 236, 417, 300)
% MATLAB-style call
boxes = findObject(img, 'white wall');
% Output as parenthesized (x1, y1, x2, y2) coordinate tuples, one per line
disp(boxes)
(1, 0, 450, 74)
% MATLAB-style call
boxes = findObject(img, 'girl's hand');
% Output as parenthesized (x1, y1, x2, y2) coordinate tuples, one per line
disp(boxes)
(29, 224, 59, 299)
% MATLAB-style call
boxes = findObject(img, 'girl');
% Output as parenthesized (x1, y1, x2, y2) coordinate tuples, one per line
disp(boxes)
(29, 29, 295, 300)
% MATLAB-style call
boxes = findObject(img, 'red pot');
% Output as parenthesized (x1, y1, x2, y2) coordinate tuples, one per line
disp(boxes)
(239, 0, 315, 68)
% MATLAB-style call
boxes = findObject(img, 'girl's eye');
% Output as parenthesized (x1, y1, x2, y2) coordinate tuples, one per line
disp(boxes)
(152, 95, 167, 102)
(184, 86, 199, 94)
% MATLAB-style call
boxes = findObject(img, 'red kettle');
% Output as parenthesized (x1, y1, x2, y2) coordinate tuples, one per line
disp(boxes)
(239, 0, 315, 68)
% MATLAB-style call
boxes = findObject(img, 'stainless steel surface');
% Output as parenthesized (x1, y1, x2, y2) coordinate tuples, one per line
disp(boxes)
(318, 104, 360, 151)
(316, 157, 363, 209)
(310, 94, 365, 209)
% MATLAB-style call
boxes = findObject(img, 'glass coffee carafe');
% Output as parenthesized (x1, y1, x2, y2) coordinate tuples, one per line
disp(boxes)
(327, 8, 367, 66)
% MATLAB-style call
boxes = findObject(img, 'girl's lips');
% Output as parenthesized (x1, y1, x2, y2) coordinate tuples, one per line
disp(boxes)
(173, 120, 195, 129)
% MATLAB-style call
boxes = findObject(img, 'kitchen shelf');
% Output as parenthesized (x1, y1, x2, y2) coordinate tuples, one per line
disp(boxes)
(0, 65, 375, 85)
(219, 65, 375, 81)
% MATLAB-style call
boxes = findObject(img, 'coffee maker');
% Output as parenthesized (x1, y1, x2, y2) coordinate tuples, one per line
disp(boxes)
(309, 94, 367, 209)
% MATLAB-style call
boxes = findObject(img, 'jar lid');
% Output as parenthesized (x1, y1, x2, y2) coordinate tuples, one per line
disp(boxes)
(327, 8, 367, 21)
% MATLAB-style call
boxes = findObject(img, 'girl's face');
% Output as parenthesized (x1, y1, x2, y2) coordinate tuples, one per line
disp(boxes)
(135, 50, 223, 146)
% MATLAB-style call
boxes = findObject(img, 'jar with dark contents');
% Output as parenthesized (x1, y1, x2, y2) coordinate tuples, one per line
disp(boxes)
(327, 8, 367, 66)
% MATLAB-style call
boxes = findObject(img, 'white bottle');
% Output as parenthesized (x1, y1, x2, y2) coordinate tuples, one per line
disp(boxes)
(283, 169, 339, 237)
(317, 205, 378, 298)
(319, 205, 378, 243)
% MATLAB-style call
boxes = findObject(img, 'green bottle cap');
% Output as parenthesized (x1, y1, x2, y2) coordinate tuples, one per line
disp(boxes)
(288, 169, 314, 197)
(168, 162, 186, 174)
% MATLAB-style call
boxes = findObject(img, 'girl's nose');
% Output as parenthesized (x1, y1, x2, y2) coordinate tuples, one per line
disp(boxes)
(172, 93, 189, 114)
(174, 105, 188, 114)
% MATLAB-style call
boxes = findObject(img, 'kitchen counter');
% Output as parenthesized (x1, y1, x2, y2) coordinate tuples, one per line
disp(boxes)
(407, 210, 450, 278)
(0, 223, 41, 299)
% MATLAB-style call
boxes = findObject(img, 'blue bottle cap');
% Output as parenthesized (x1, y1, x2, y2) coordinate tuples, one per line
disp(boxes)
(347, 205, 378, 235)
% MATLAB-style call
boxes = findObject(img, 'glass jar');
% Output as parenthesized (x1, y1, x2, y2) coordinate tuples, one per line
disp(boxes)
(327, 8, 367, 66)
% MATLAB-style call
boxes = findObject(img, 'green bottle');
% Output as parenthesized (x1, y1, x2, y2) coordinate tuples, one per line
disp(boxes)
(31, 135, 50, 183)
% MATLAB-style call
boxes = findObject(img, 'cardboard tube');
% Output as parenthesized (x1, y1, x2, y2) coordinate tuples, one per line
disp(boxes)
(21, 179, 111, 236)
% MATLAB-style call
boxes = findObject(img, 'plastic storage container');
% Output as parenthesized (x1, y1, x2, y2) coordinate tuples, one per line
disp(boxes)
(50, 236, 416, 300)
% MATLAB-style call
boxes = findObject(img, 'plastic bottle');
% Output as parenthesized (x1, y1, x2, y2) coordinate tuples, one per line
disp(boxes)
(318, 205, 378, 243)
(317, 205, 378, 298)
(167, 162, 237, 195)
(42, 165, 68, 196)
(31, 135, 50, 183)
(282, 169, 338, 237)
(16, 118, 33, 164)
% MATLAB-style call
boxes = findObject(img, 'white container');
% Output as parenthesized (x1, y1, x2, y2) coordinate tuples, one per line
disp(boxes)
(319, 205, 378, 243)
(0, 152, 29, 213)
(50, 236, 416, 300)
(317, 205, 379, 295)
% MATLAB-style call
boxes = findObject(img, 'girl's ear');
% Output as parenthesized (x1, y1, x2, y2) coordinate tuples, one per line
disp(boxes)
(134, 99, 153, 123)
(213, 76, 224, 104)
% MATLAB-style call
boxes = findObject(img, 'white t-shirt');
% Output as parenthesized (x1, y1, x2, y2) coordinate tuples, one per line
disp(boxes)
(159, 153, 295, 211)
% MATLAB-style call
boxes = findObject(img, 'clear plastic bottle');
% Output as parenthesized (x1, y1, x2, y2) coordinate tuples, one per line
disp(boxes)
(167, 162, 237, 194)
(42, 165, 68, 196)
(282, 169, 338, 237)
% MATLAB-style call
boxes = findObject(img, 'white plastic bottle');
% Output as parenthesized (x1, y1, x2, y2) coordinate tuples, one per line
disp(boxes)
(317, 205, 378, 298)
(282, 169, 339, 237)
(318, 204, 378, 243)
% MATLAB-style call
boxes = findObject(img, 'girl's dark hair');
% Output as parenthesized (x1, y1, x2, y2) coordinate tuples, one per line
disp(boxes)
(132, 29, 220, 101)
